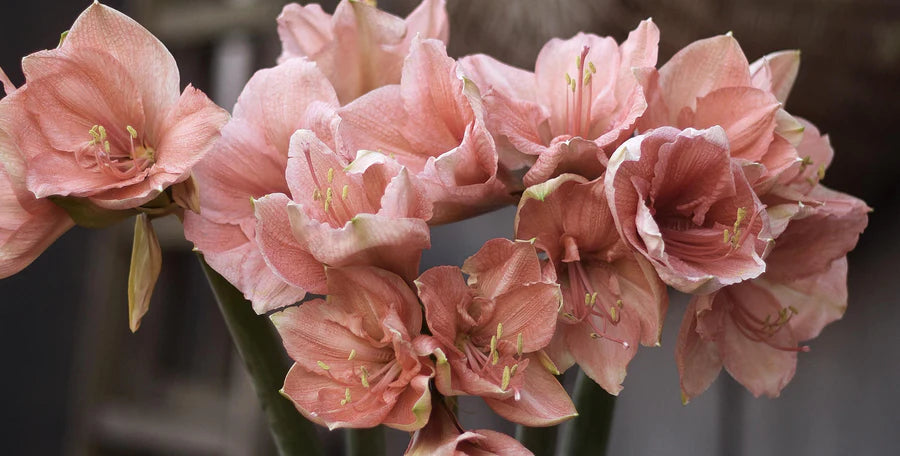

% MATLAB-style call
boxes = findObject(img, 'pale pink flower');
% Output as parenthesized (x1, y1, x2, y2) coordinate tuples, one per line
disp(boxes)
(605, 127, 771, 294)
(0, 75, 73, 278)
(405, 397, 533, 456)
(277, 0, 449, 104)
(415, 238, 576, 426)
(515, 173, 667, 394)
(338, 38, 515, 224)
(677, 185, 869, 400)
(254, 130, 431, 295)
(7, 3, 227, 213)
(184, 59, 339, 313)
(272, 266, 433, 430)
(638, 35, 804, 189)
(460, 20, 659, 186)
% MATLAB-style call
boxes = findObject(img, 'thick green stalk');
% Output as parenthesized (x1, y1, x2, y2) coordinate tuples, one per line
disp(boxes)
(199, 255, 323, 456)
(515, 424, 559, 456)
(345, 427, 385, 456)
(560, 369, 616, 456)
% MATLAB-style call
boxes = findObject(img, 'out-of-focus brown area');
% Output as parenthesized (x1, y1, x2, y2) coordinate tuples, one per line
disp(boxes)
(0, 1, 897, 455)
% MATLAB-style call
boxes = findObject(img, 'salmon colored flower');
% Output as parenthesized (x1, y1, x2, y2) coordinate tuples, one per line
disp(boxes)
(515, 174, 667, 394)
(605, 127, 771, 294)
(0, 74, 73, 278)
(460, 20, 659, 186)
(638, 35, 803, 189)
(272, 266, 433, 430)
(406, 397, 533, 456)
(254, 130, 431, 295)
(277, 0, 449, 104)
(8, 2, 227, 213)
(677, 185, 869, 400)
(338, 38, 516, 224)
(415, 238, 576, 426)
(184, 59, 339, 313)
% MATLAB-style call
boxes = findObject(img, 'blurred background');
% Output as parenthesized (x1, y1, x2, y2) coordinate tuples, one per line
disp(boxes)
(1, 0, 898, 454)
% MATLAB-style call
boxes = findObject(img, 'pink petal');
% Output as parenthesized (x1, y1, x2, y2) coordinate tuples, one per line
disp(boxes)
(460, 53, 538, 103)
(338, 86, 416, 168)
(474, 282, 561, 353)
(658, 35, 751, 116)
(749, 50, 800, 104)
(675, 297, 723, 402)
(253, 193, 326, 294)
(689, 87, 780, 162)
(483, 356, 577, 426)
(325, 266, 423, 339)
(461, 238, 544, 298)
(276, 3, 334, 63)
(0, 66, 14, 95)
(403, 0, 450, 48)
(616, 19, 660, 103)
(417, 266, 469, 349)
(381, 373, 432, 431)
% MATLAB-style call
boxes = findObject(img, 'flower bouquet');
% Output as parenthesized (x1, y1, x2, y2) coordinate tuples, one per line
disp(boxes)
(0, 1, 869, 455)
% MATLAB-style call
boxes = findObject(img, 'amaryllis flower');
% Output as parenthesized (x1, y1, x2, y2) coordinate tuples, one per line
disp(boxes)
(638, 35, 804, 189)
(515, 174, 667, 394)
(277, 0, 449, 104)
(677, 184, 869, 400)
(184, 59, 339, 313)
(460, 20, 659, 186)
(338, 38, 515, 224)
(605, 127, 771, 294)
(6, 2, 227, 213)
(0, 73, 73, 278)
(406, 397, 533, 456)
(415, 238, 576, 426)
(254, 130, 430, 295)
(272, 266, 433, 430)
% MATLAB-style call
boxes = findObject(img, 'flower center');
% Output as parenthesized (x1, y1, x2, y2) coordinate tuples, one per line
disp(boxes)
(562, 258, 630, 349)
(75, 124, 155, 179)
(563, 46, 597, 138)
(658, 207, 757, 264)
(309, 164, 354, 227)
(456, 322, 525, 398)
(729, 301, 809, 353)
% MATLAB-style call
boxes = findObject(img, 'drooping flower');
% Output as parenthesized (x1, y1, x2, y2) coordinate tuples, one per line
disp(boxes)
(184, 58, 339, 313)
(676, 184, 869, 400)
(460, 20, 659, 186)
(277, 0, 449, 104)
(7, 2, 228, 213)
(638, 35, 804, 189)
(254, 129, 431, 295)
(406, 396, 533, 456)
(515, 173, 667, 394)
(337, 38, 516, 224)
(272, 265, 433, 430)
(0, 74, 73, 278)
(605, 126, 771, 294)
(415, 238, 576, 426)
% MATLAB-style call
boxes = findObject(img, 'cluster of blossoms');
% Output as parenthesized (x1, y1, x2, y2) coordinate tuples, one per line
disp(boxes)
(0, 1, 869, 454)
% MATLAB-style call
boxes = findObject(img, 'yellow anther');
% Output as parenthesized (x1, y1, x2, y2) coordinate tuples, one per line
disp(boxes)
(496, 322, 503, 340)
(576, 55, 582, 69)
(817, 164, 825, 181)
(103, 141, 111, 154)
(590, 332, 600, 339)
(588, 61, 597, 74)
(723, 228, 731, 244)
(360, 366, 370, 388)
(89, 125, 101, 143)
(348, 349, 357, 361)
(126, 125, 138, 139)
(516, 333, 524, 357)
(327, 167, 335, 184)
(734, 207, 747, 229)
(501, 365, 511, 391)
(341, 184, 349, 200)
(565, 73, 572, 86)
(313, 188, 322, 201)
(317, 361, 331, 371)
(591, 293, 598, 306)
(570, 79, 576, 92)
(800, 156, 813, 168)
(340, 388, 352, 406)
(563, 312, 577, 320)
(98, 125, 107, 141)
(585, 293, 592, 306)
(583, 72, 592, 86)
(616, 299, 623, 309)
(509, 363, 519, 378)
(609, 306, 619, 322)
(324, 188, 333, 212)
(490, 335, 499, 365)
(789, 306, 799, 315)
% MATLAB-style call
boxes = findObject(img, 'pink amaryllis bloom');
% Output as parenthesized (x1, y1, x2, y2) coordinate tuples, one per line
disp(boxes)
(677, 185, 868, 400)
(337, 38, 516, 224)
(460, 20, 659, 186)
(638, 35, 804, 189)
(515, 173, 667, 394)
(406, 397, 533, 456)
(0, 72, 73, 278)
(184, 59, 339, 314)
(605, 127, 771, 295)
(6, 2, 227, 212)
(254, 129, 431, 295)
(272, 265, 433, 430)
(415, 238, 576, 426)
(277, 0, 449, 104)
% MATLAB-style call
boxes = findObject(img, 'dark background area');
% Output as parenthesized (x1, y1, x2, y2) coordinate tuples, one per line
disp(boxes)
(1, 0, 898, 455)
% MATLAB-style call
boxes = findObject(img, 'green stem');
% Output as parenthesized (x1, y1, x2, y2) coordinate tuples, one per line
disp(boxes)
(199, 255, 323, 456)
(515, 424, 559, 456)
(560, 369, 616, 456)
(345, 427, 385, 456)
